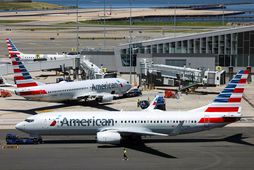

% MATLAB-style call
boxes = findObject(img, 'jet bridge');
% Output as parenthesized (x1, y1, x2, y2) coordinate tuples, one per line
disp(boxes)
(79, 56, 117, 80)
(139, 60, 203, 86)
(80, 56, 105, 79)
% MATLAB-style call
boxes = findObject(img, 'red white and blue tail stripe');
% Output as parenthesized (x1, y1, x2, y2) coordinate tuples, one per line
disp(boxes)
(6, 38, 38, 88)
(6, 38, 22, 56)
(10, 54, 38, 88)
(205, 70, 248, 113)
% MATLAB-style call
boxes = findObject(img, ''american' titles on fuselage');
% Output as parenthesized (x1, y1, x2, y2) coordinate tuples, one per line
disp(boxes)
(60, 117, 114, 127)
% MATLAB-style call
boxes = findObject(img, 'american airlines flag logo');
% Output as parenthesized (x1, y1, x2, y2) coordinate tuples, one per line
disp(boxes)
(50, 120, 57, 126)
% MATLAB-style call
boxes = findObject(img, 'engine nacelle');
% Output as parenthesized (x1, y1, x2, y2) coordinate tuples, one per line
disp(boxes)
(97, 131, 121, 144)
(96, 95, 114, 103)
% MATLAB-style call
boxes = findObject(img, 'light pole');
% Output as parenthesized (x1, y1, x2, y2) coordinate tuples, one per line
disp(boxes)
(76, 0, 79, 53)
(222, 4, 225, 26)
(129, 0, 132, 84)
(174, 3, 176, 38)
(103, 0, 106, 49)
(74, 0, 80, 80)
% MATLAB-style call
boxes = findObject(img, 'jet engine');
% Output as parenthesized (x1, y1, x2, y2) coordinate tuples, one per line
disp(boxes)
(96, 95, 114, 103)
(96, 131, 121, 144)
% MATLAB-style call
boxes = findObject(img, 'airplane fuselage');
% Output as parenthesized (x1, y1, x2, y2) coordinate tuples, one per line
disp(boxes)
(15, 78, 131, 102)
(16, 111, 241, 136)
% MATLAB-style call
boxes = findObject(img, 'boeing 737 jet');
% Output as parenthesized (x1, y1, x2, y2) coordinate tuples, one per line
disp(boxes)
(3, 45, 131, 102)
(6, 38, 77, 61)
(15, 70, 248, 144)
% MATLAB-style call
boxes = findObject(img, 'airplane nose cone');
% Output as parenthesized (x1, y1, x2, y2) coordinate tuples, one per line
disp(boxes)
(15, 122, 25, 131)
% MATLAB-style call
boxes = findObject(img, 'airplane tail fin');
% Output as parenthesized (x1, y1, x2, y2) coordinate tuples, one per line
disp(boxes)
(8, 49, 39, 88)
(145, 94, 165, 111)
(6, 38, 23, 57)
(191, 70, 249, 113)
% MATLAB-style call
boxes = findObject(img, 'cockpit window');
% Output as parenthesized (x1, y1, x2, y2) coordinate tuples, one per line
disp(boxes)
(25, 119, 34, 123)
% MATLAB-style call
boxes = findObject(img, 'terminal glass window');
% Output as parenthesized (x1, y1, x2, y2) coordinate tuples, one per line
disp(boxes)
(152, 45, 157, 54)
(207, 37, 212, 53)
(182, 41, 188, 53)
(139, 46, 145, 54)
(164, 43, 169, 53)
(189, 40, 194, 53)
(158, 44, 163, 53)
(194, 39, 200, 53)
(176, 41, 182, 53)
(145, 45, 151, 54)
(166, 59, 186, 67)
(121, 49, 129, 66)
(201, 38, 206, 53)
(213, 36, 219, 54)
(169, 42, 175, 53)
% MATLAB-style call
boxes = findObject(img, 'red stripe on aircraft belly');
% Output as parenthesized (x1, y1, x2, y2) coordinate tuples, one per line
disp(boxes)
(205, 107, 239, 112)
(228, 98, 241, 102)
(19, 90, 47, 96)
(17, 82, 38, 88)
(198, 117, 240, 123)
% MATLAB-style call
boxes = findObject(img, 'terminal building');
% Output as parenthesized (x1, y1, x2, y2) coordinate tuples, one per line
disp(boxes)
(111, 25, 254, 74)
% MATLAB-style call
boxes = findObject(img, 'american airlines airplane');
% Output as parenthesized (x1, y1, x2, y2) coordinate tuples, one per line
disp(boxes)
(15, 70, 248, 144)
(6, 38, 77, 61)
(3, 45, 131, 102)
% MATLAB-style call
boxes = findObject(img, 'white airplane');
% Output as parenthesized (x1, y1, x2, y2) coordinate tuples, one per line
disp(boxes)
(3, 46, 131, 102)
(15, 70, 248, 144)
(6, 38, 77, 61)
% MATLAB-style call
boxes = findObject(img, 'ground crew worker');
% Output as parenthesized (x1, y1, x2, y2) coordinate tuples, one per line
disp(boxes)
(122, 148, 128, 160)
(137, 99, 140, 108)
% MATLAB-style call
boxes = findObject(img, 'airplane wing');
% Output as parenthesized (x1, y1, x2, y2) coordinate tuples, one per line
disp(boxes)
(74, 92, 116, 102)
(101, 127, 168, 137)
